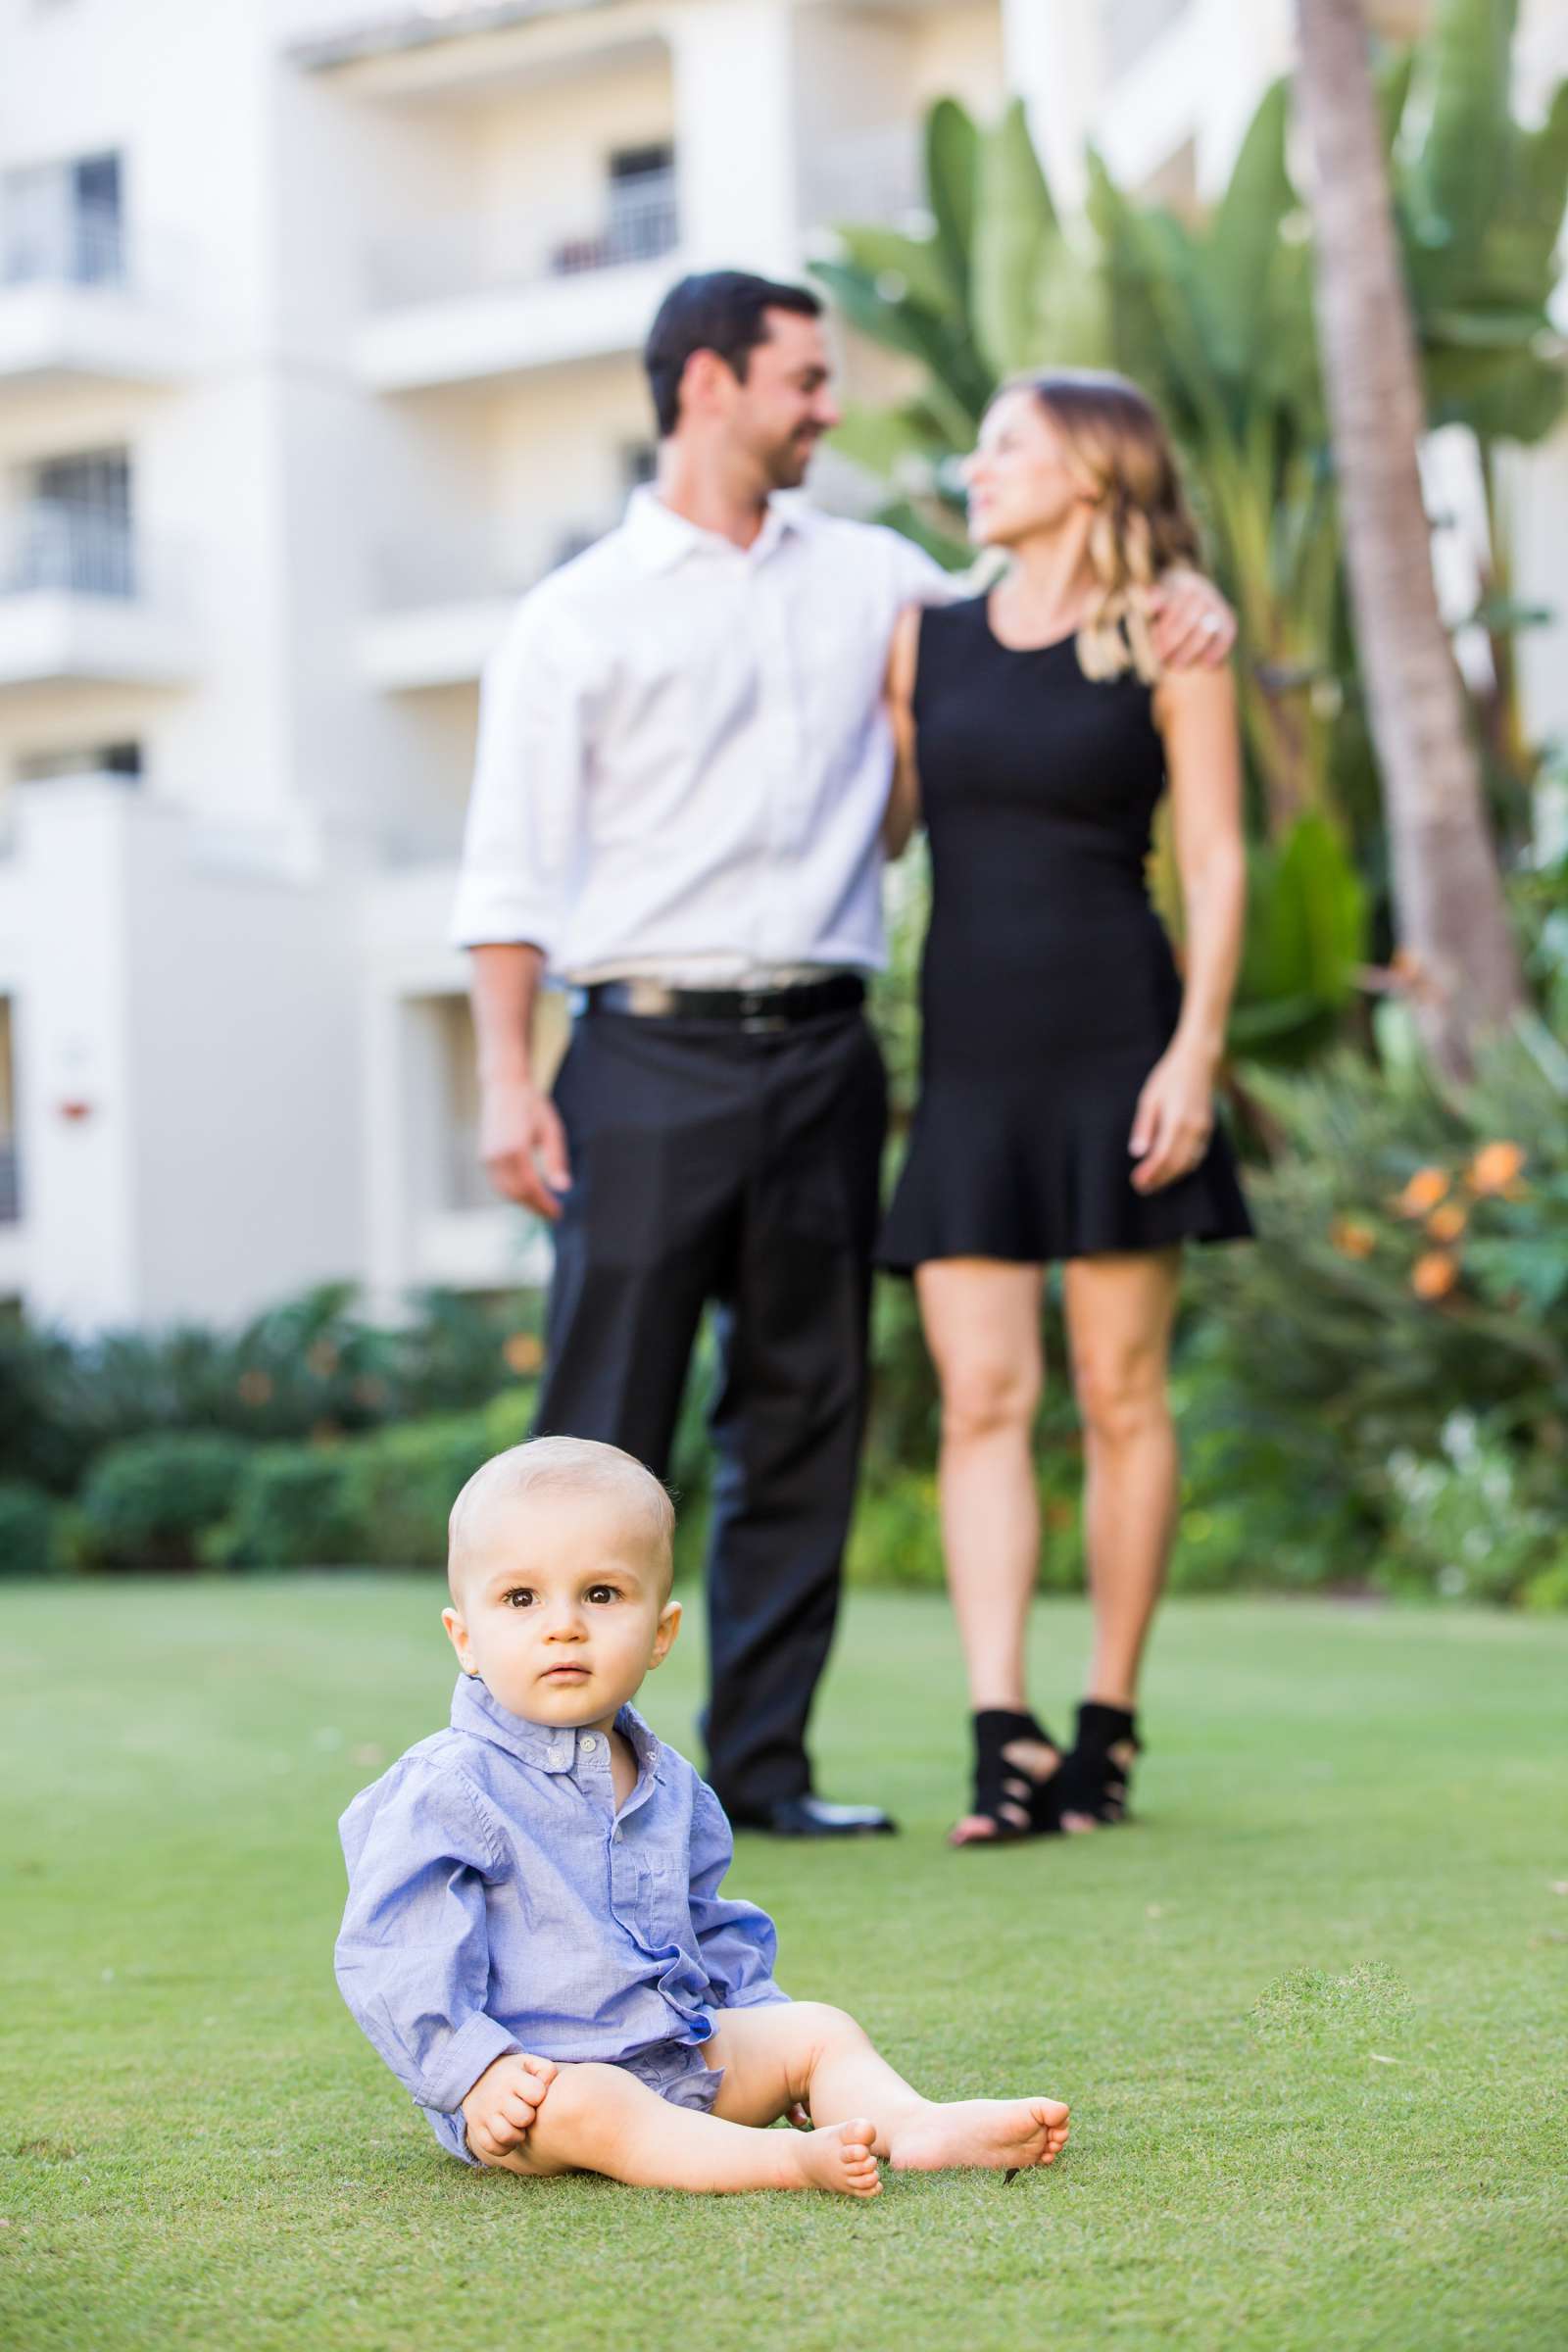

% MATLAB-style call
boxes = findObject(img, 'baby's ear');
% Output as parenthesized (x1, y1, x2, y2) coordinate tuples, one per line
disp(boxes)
(650, 1596, 682, 1667)
(441, 1604, 468, 1661)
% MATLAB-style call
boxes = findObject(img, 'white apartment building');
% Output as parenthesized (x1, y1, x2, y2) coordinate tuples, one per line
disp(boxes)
(1, 0, 1564, 1333)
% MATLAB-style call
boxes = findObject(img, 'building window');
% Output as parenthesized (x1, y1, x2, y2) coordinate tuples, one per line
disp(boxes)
(16, 741, 141, 783)
(608, 144, 677, 264)
(2, 150, 124, 287)
(11, 448, 134, 599)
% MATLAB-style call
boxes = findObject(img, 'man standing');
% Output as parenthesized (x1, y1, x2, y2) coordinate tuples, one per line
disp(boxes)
(452, 271, 1229, 1837)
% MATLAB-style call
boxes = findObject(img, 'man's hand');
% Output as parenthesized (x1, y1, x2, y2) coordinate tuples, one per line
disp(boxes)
(480, 1078, 571, 1222)
(1129, 1043, 1217, 1195)
(1149, 569, 1236, 671)
(461, 2050, 558, 2166)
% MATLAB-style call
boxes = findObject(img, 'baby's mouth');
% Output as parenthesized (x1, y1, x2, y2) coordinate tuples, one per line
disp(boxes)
(542, 1664, 590, 1680)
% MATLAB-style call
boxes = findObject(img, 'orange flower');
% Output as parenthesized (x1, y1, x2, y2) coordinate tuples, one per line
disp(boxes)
(352, 1375, 388, 1408)
(237, 1368, 273, 1407)
(1467, 1141, 1526, 1197)
(1425, 1201, 1467, 1245)
(307, 1339, 341, 1379)
(1396, 1167, 1449, 1218)
(504, 1332, 544, 1376)
(1410, 1251, 1459, 1301)
(1331, 1217, 1377, 1259)
(310, 1418, 343, 1447)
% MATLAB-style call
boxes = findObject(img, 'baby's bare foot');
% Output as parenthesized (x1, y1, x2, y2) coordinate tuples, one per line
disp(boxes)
(885, 2097, 1070, 2174)
(790, 2117, 882, 2198)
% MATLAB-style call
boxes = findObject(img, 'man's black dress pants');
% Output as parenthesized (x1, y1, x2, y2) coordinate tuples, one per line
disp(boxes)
(535, 1004, 887, 1816)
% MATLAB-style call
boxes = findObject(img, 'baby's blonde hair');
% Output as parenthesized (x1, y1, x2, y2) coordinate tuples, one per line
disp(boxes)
(1001, 368, 1202, 686)
(447, 1436, 675, 1600)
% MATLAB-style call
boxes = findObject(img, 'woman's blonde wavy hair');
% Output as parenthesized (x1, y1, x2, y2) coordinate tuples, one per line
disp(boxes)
(998, 368, 1202, 685)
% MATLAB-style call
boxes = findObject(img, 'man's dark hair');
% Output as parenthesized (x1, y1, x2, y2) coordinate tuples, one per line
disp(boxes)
(643, 270, 823, 439)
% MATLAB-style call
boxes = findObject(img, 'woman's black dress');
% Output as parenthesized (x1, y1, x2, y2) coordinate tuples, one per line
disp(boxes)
(877, 596, 1252, 1272)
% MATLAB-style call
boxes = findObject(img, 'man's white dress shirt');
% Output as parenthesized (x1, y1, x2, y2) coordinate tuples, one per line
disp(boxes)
(450, 486, 958, 985)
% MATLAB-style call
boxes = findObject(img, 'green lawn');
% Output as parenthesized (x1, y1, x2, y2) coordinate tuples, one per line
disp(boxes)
(2, 1579, 1565, 2352)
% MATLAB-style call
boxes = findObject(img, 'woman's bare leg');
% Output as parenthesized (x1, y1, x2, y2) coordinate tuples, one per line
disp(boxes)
(484, 2058, 880, 2196)
(1062, 1249, 1183, 1721)
(915, 1259, 1056, 1839)
(704, 2003, 1070, 2173)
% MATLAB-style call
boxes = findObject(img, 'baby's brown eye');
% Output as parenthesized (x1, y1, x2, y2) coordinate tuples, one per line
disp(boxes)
(502, 1589, 534, 1608)
(586, 1586, 619, 1604)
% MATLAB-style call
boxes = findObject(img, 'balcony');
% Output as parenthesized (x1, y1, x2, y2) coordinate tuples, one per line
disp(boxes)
(358, 168, 683, 391)
(0, 204, 200, 392)
(0, 505, 200, 691)
(361, 522, 613, 689)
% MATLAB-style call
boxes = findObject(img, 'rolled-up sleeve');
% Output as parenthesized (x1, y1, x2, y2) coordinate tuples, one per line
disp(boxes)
(449, 588, 591, 959)
(335, 1763, 519, 2117)
(687, 1779, 790, 2011)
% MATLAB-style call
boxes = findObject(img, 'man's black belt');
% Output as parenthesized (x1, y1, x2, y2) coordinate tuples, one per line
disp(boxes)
(580, 973, 865, 1032)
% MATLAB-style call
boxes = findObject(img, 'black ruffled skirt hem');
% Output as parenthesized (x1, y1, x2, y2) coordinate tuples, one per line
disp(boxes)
(876, 1089, 1253, 1274)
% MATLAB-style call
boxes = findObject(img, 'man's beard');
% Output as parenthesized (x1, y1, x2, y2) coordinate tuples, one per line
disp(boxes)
(768, 435, 818, 491)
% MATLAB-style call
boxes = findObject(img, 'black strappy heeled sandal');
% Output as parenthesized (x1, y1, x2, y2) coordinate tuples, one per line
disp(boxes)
(952, 1708, 1064, 1846)
(1054, 1701, 1141, 1830)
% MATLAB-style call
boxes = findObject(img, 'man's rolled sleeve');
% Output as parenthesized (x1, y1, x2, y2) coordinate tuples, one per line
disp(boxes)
(688, 1778, 790, 2011)
(449, 589, 591, 959)
(335, 1763, 519, 2117)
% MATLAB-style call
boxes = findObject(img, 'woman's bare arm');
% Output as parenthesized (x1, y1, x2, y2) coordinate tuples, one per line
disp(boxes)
(1128, 664, 1248, 1193)
(881, 604, 924, 858)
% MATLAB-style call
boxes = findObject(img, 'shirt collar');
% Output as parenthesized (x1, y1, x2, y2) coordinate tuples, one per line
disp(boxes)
(621, 483, 807, 575)
(451, 1672, 662, 1782)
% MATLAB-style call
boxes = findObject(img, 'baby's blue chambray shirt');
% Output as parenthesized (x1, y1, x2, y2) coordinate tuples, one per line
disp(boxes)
(335, 1673, 788, 2164)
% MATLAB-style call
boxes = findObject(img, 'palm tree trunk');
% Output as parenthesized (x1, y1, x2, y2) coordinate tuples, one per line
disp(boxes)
(1294, 0, 1524, 1078)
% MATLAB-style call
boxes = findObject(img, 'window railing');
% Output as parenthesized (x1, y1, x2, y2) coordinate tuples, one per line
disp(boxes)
(2, 199, 125, 290)
(368, 167, 679, 309)
(4, 501, 136, 599)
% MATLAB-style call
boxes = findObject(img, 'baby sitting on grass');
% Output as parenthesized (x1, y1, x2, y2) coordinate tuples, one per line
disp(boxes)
(334, 1436, 1070, 2197)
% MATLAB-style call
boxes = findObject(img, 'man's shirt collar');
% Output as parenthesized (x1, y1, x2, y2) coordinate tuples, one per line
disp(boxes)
(621, 483, 807, 574)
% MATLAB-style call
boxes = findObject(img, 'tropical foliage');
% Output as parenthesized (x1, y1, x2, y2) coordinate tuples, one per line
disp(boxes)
(810, 0, 1568, 1065)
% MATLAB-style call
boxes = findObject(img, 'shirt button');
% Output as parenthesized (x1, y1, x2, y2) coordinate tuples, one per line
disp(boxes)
(580, 1734, 598, 1754)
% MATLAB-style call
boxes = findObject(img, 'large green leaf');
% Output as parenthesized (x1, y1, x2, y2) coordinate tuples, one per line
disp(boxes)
(1407, 0, 1518, 287)
(828, 223, 956, 318)
(1233, 813, 1369, 1058)
(825, 403, 948, 486)
(1204, 79, 1298, 379)
(1376, 43, 1417, 155)
(970, 98, 1056, 376)
(924, 99, 978, 302)
(807, 261, 991, 439)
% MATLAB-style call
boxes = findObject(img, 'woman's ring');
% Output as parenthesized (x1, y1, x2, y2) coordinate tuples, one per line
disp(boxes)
(1201, 614, 1223, 637)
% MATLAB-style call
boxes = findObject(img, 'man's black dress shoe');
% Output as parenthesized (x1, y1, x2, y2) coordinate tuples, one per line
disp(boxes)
(728, 1794, 898, 1838)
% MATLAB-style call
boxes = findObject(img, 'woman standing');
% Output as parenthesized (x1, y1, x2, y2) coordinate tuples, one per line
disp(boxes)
(878, 371, 1252, 1846)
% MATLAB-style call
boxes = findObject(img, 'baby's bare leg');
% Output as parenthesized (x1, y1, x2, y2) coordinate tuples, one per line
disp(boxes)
(705, 2004, 1070, 2173)
(485, 2059, 880, 2197)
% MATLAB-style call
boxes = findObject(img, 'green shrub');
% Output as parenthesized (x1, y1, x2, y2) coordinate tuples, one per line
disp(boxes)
(1185, 1029, 1568, 1603)
(846, 1471, 944, 1590)
(79, 1432, 255, 1569)
(337, 1414, 500, 1569)
(206, 1447, 359, 1570)
(0, 1284, 550, 1494)
(0, 1480, 61, 1577)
